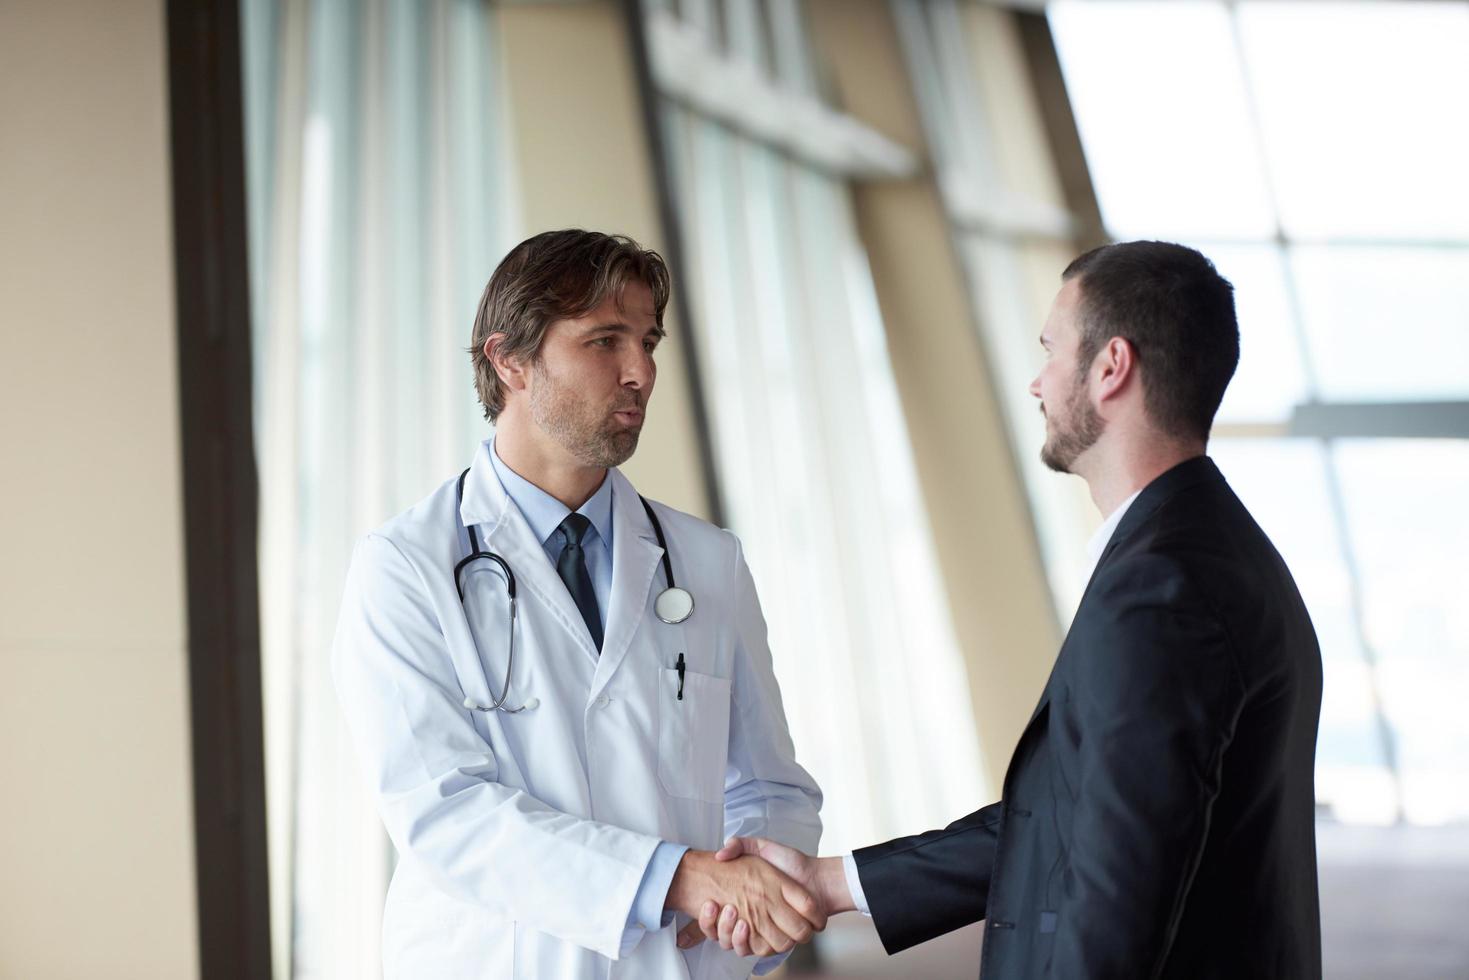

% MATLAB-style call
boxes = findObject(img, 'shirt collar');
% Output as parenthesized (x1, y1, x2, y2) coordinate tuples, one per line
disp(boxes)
(488, 437, 614, 553)
(1085, 488, 1142, 577)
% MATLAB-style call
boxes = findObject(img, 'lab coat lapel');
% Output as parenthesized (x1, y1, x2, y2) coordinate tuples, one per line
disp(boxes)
(590, 469, 663, 698)
(459, 442, 601, 666)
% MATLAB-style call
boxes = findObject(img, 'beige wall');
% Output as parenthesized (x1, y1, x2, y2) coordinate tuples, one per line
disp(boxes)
(0, 2, 199, 978)
(498, 0, 713, 520)
(807, 0, 1062, 790)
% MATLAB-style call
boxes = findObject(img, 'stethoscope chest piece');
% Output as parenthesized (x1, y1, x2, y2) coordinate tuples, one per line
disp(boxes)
(654, 586, 694, 625)
(640, 495, 695, 626)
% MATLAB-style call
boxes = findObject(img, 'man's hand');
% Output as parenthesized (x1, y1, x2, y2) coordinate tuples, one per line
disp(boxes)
(664, 848, 826, 957)
(691, 837, 854, 957)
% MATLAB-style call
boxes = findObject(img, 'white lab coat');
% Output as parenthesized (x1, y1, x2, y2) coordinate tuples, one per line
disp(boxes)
(332, 441, 822, 980)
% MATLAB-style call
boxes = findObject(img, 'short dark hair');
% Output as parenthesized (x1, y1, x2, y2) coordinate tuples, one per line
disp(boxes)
(1062, 241, 1238, 442)
(468, 229, 671, 421)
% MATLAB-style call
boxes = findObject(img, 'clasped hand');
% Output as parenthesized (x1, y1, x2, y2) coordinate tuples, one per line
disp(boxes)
(670, 837, 834, 958)
(665, 842, 825, 958)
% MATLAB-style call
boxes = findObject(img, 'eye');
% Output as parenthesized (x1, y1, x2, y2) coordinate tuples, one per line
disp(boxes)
(643, 339, 659, 353)
(591, 336, 615, 348)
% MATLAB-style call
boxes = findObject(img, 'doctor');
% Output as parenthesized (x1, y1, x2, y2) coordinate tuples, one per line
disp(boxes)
(332, 229, 824, 980)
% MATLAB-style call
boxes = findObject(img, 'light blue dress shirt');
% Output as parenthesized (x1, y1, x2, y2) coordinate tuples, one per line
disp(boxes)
(487, 440, 690, 953)
(489, 439, 615, 630)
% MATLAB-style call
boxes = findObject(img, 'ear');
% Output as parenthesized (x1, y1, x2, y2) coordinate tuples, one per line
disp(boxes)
(1094, 337, 1136, 406)
(485, 333, 531, 395)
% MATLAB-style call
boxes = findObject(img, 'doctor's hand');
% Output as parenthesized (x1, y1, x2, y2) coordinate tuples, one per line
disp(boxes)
(695, 837, 855, 957)
(665, 849, 826, 957)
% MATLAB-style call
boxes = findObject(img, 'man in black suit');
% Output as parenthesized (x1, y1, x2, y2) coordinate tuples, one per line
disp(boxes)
(682, 241, 1324, 978)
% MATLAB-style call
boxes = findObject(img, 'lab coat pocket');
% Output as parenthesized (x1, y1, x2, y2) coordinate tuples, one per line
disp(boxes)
(657, 666, 732, 804)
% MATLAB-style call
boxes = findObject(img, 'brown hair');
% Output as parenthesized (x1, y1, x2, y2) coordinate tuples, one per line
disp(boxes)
(1062, 241, 1239, 443)
(468, 229, 672, 421)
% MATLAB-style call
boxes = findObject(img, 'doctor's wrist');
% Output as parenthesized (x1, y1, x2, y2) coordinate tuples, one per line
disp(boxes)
(665, 849, 717, 917)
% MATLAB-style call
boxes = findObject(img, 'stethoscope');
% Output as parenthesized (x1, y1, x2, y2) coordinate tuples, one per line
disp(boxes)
(453, 469, 694, 714)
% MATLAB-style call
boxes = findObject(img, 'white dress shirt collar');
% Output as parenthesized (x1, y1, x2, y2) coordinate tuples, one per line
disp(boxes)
(488, 436, 614, 554)
(1084, 488, 1143, 579)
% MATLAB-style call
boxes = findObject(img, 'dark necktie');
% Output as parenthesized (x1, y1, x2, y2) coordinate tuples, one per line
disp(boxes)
(555, 514, 603, 652)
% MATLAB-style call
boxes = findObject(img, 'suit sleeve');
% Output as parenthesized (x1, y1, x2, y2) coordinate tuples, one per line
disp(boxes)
(1052, 555, 1246, 979)
(851, 802, 1003, 954)
(331, 533, 661, 960)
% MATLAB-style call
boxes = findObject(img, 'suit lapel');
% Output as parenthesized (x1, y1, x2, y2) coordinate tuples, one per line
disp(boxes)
(1090, 454, 1224, 576)
(1018, 459, 1225, 738)
(459, 442, 601, 666)
(589, 469, 664, 699)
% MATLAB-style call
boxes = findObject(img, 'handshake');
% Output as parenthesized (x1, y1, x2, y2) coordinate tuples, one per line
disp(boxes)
(663, 837, 852, 958)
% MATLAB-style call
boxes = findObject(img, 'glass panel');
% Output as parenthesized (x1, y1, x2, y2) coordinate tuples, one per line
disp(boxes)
(664, 101, 987, 850)
(1292, 246, 1469, 402)
(1333, 440, 1469, 824)
(1204, 243, 1310, 423)
(1048, 1, 1276, 240)
(1237, 1, 1469, 240)
(677, 0, 720, 38)
(1210, 438, 1396, 823)
(721, 0, 768, 69)
(764, 0, 817, 95)
(957, 235, 1103, 621)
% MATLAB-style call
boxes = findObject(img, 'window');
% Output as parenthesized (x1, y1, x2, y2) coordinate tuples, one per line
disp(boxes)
(645, 0, 988, 851)
(1047, 0, 1469, 824)
(901, 0, 1469, 827)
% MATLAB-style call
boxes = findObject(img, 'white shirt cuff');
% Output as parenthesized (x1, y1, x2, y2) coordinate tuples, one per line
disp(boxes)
(842, 853, 872, 917)
(619, 841, 689, 956)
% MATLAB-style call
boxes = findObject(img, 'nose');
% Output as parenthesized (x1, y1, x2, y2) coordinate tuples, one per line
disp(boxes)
(1028, 372, 1042, 400)
(622, 347, 655, 391)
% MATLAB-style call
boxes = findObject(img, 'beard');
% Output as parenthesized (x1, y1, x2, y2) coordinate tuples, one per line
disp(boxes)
(1039, 376, 1104, 474)
(529, 361, 644, 469)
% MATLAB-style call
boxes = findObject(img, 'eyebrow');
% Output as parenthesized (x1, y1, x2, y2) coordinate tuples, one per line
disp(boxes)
(583, 320, 667, 339)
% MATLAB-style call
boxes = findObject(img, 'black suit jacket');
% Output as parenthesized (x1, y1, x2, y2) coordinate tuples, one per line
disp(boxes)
(854, 456, 1323, 979)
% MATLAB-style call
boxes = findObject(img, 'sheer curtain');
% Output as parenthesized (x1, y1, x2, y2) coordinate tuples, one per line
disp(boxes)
(650, 0, 987, 853)
(240, 1, 510, 975)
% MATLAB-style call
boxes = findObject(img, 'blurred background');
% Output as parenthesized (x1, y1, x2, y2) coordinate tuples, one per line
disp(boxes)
(3, 0, 1467, 978)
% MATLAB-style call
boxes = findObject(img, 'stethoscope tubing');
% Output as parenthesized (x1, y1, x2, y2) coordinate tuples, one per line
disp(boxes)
(452, 468, 687, 714)
(638, 496, 678, 591)
(455, 470, 524, 712)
